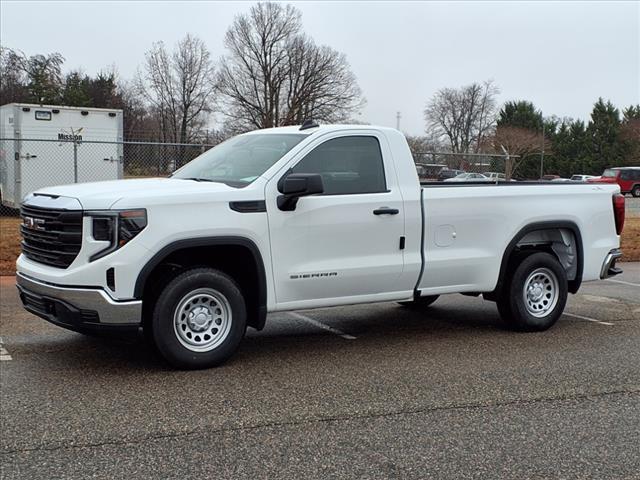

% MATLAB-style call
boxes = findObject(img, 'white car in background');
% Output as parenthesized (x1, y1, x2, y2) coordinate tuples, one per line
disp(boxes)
(570, 175, 596, 182)
(444, 172, 490, 182)
(483, 172, 506, 181)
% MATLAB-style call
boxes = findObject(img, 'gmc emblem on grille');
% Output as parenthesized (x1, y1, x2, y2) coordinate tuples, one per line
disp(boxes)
(23, 216, 45, 231)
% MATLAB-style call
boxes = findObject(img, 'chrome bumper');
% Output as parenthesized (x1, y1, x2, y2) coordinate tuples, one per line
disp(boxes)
(600, 248, 623, 279)
(16, 272, 141, 328)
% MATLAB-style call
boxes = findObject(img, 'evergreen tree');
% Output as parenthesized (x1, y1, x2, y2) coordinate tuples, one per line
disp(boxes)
(62, 71, 92, 106)
(568, 120, 591, 173)
(497, 100, 543, 131)
(87, 71, 120, 108)
(587, 98, 623, 173)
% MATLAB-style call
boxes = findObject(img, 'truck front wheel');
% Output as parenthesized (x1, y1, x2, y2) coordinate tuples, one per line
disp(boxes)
(497, 252, 567, 331)
(151, 268, 247, 369)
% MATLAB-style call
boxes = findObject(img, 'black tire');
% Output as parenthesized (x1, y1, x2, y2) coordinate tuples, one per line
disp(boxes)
(632, 185, 640, 198)
(398, 295, 439, 308)
(496, 252, 567, 332)
(151, 267, 246, 369)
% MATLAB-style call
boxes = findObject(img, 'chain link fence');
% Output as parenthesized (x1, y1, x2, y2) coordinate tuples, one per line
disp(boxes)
(413, 151, 547, 181)
(0, 138, 217, 209)
(1, 137, 556, 210)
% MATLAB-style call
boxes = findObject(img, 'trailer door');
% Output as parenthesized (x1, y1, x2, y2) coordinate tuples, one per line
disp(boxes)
(77, 140, 120, 183)
(18, 138, 76, 199)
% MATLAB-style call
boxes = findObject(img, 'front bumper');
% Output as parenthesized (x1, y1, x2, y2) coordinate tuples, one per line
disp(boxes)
(16, 273, 142, 333)
(600, 248, 623, 279)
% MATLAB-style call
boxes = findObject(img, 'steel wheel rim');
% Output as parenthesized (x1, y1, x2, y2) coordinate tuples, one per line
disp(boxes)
(173, 288, 232, 352)
(523, 267, 559, 318)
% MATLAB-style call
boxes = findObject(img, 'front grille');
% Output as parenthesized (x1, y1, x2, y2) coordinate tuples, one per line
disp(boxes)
(20, 205, 83, 268)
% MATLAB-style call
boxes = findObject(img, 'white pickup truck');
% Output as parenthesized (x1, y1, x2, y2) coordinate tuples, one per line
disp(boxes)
(16, 122, 626, 369)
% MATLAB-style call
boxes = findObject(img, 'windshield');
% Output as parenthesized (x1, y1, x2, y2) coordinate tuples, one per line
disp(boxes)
(602, 169, 617, 178)
(172, 133, 306, 187)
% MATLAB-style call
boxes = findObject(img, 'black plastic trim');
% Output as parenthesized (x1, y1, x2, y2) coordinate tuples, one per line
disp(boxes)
(229, 200, 266, 213)
(300, 119, 319, 130)
(373, 208, 399, 215)
(106, 267, 116, 292)
(413, 188, 427, 300)
(134, 236, 268, 330)
(17, 284, 139, 335)
(495, 221, 584, 295)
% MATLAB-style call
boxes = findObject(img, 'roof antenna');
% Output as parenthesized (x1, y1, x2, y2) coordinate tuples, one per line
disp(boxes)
(299, 119, 319, 131)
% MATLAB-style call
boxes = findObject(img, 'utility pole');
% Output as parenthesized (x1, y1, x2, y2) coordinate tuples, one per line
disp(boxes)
(396, 112, 401, 130)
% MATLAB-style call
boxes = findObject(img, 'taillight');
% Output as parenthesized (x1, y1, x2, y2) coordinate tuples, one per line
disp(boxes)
(612, 193, 625, 235)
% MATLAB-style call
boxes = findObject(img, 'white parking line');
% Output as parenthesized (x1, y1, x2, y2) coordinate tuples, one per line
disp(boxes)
(564, 312, 614, 326)
(605, 278, 640, 287)
(0, 337, 12, 361)
(288, 312, 357, 340)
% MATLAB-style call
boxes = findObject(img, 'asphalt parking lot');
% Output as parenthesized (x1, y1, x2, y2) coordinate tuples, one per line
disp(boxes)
(1, 264, 639, 479)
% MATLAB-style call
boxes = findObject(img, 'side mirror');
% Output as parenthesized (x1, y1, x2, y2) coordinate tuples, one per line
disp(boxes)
(277, 173, 324, 211)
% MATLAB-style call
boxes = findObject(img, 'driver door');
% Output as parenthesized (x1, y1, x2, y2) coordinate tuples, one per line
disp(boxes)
(266, 132, 406, 307)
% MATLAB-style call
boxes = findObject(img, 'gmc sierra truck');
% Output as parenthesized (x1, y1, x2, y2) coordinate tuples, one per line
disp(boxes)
(16, 122, 625, 369)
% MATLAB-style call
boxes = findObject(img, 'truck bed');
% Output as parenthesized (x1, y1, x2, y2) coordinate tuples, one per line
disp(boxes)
(417, 182, 620, 295)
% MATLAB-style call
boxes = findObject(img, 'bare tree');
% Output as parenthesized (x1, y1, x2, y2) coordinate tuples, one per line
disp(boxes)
(404, 134, 443, 163)
(0, 47, 28, 104)
(424, 80, 499, 153)
(217, 2, 363, 130)
(0, 48, 65, 104)
(137, 34, 216, 144)
(282, 36, 363, 124)
(491, 125, 551, 179)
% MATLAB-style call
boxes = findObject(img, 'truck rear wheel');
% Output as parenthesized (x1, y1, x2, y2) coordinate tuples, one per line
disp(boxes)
(497, 252, 567, 331)
(151, 267, 246, 369)
(632, 185, 640, 198)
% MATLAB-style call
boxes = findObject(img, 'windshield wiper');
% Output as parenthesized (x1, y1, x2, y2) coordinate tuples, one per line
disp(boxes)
(179, 177, 217, 182)
(174, 177, 248, 188)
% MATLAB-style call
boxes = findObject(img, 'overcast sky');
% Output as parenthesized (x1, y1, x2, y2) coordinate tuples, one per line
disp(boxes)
(1, 1, 638, 134)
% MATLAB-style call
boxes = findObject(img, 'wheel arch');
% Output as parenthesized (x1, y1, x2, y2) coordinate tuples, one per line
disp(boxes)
(134, 236, 268, 330)
(494, 221, 584, 297)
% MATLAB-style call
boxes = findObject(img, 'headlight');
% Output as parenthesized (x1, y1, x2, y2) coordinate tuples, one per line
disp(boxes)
(88, 209, 147, 261)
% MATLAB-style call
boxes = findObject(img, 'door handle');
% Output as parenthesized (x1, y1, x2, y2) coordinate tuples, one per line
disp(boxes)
(373, 207, 399, 215)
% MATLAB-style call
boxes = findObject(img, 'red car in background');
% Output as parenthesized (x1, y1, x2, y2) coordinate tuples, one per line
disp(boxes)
(588, 167, 640, 197)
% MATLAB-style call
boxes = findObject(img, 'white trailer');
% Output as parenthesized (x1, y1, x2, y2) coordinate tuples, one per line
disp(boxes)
(0, 103, 123, 208)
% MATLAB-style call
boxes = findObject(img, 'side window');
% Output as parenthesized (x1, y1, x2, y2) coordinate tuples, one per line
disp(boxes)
(291, 136, 387, 195)
(620, 170, 631, 180)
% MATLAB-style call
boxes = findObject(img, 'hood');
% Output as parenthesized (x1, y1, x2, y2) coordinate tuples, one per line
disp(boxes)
(30, 178, 248, 210)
